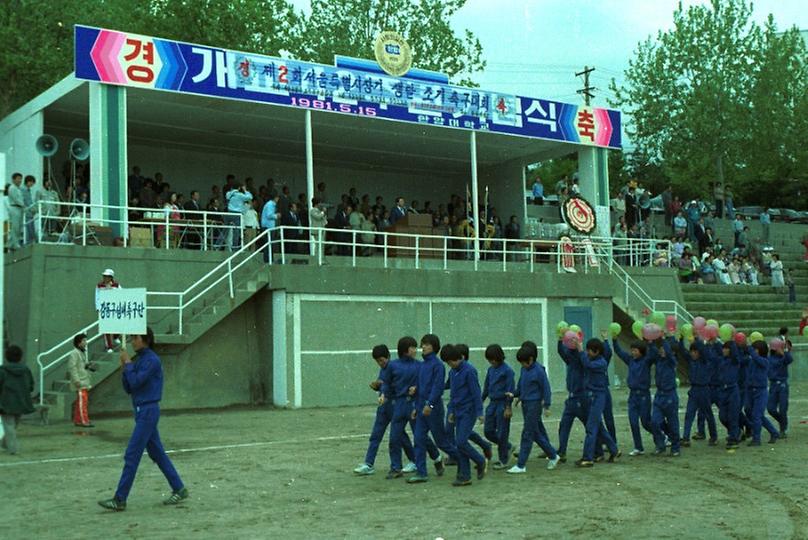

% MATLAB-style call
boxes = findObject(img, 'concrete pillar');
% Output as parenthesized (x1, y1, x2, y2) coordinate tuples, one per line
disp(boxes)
(470, 131, 480, 263)
(89, 83, 127, 236)
(578, 147, 611, 236)
(305, 110, 315, 255)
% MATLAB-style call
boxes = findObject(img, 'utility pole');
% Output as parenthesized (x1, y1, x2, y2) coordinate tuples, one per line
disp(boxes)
(576, 65, 596, 106)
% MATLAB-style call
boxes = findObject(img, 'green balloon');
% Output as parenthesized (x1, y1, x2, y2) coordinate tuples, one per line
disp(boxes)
(706, 319, 719, 328)
(651, 311, 666, 326)
(750, 331, 764, 343)
(557, 321, 569, 337)
(569, 324, 582, 334)
(632, 320, 644, 339)
(609, 322, 622, 337)
(719, 323, 735, 342)
(681, 323, 694, 338)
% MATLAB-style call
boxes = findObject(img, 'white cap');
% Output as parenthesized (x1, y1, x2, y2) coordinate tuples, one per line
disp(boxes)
(102, 268, 115, 277)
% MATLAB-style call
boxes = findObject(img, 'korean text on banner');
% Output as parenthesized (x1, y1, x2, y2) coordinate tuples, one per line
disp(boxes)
(97, 288, 147, 335)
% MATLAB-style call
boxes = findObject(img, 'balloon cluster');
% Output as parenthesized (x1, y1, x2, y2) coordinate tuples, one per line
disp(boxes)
(557, 321, 584, 349)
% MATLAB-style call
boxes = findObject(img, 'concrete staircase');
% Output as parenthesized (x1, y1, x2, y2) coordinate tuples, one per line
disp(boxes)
(39, 260, 271, 422)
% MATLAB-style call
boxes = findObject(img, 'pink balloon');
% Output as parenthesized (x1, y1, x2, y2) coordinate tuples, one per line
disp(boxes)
(642, 323, 663, 341)
(734, 332, 747, 346)
(693, 317, 706, 330)
(769, 338, 785, 352)
(665, 315, 677, 333)
(704, 325, 719, 340)
(563, 330, 579, 349)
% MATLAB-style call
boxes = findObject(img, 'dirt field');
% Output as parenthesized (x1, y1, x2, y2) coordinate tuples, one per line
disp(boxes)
(2, 384, 807, 540)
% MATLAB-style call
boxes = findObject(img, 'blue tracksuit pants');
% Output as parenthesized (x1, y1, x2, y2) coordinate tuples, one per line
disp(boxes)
(604, 389, 617, 445)
(115, 404, 183, 501)
(559, 394, 607, 458)
(683, 385, 716, 440)
(454, 410, 486, 481)
(364, 401, 414, 467)
(652, 391, 680, 452)
(446, 416, 491, 454)
(518, 400, 558, 467)
(583, 391, 618, 461)
(697, 386, 720, 436)
(718, 385, 741, 443)
(627, 389, 653, 452)
(746, 387, 779, 443)
(414, 401, 458, 477)
(738, 387, 750, 433)
(483, 400, 511, 463)
(389, 399, 438, 472)
(767, 381, 789, 434)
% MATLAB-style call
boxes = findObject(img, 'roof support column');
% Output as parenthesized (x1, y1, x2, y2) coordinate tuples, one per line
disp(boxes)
(89, 82, 127, 238)
(305, 110, 315, 256)
(470, 131, 480, 266)
(578, 146, 610, 236)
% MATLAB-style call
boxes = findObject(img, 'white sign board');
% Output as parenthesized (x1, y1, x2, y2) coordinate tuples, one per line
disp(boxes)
(97, 288, 147, 335)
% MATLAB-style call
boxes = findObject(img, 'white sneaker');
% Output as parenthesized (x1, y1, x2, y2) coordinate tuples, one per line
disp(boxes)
(546, 455, 561, 470)
(506, 465, 526, 474)
(629, 449, 644, 456)
(665, 437, 671, 447)
(402, 462, 417, 473)
(353, 463, 375, 475)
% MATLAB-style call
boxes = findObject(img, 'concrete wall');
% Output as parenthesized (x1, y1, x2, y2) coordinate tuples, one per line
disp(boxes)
(0, 111, 43, 185)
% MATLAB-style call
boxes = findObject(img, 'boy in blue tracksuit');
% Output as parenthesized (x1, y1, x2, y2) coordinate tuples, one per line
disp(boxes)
(444, 344, 493, 463)
(482, 344, 514, 469)
(613, 338, 654, 456)
(680, 338, 717, 445)
(696, 339, 723, 445)
(601, 339, 618, 448)
(736, 346, 751, 440)
(381, 336, 442, 479)
(746, 341, 780, 445)
(650, 337, 681, 456)
(442, 344, 487, 486)
(718, 341, 742, 449)
(98, 328, 187, 511)
(407, 334, 459, 483)
(767, 343, 793, 438)
(577, 339, 620, 467)
(354, 345, 415, 475)
(505, 345, 561, 473)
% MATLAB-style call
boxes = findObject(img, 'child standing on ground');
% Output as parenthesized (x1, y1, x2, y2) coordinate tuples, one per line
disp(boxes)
(680, 338, 717, 446)
(0, 346, 35, 455)
(444, 344, 493, 464)
(577, 339, 621, 467)
(612, 338, 654, 456)
(745, 341, 780, 445)
(649, 337, 681, 456)
(442, 344, 487, 486)
(354, 345, 415, 476)
(482, 344, 514, 469)
(506, 346, 561, 474)
(767, 339, 793, 438)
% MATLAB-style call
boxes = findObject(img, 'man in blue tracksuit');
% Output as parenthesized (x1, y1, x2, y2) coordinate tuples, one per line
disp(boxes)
(697, 339, 723, 445)
(408, 334, 459, 483)
(767, 344, 793, 438)
(577, 339, 620, 467)
(613, 338, 654, 455)
(443, 344, 487, 486)
(98, 328, 187, 511)
(381, 336, 441, 479)
(506, 345, 560, 473)
(650, 337, 681, 456)
(444, 344, 492, 463)
(481, 344, 515, 469)
(680, 338, 717, 445)
(718, 341, 742, 449)
(354, 345, 415, 475)
(746, 341, 780, 445)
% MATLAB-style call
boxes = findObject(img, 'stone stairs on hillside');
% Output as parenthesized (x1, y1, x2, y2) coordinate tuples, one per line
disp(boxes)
(39, 265, 270, 422)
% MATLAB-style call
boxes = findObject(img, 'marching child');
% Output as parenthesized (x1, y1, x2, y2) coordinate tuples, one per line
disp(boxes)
(577, 339, 620, 467)
(718, 341, 742, 450)
(612, 338, 654, 456)
(767, 339, 793, 438)
(556, 334, 591, 462)
(649, 336, 681, 456)
(482, 344, 515, 469)
(354, 345, 415, 475)
(505, 345, 560, 474)
(444, 344, 493, 463)
(442, 344, 487, 486)
(680, 338, 717, 445)
(407, 334, 459, 483)
(745, 341, 780, 445)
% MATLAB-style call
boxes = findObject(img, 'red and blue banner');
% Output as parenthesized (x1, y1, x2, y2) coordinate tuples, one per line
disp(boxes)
(74, 25, 621, 149)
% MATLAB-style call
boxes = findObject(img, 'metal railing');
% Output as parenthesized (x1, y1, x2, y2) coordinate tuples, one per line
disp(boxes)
(22, 201, 246, 251)
(35, 229, 270, 404)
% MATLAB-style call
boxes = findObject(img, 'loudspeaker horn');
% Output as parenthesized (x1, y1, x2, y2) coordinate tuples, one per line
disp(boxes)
(36, 134, 59, 157)
(69, 138, 89, 161)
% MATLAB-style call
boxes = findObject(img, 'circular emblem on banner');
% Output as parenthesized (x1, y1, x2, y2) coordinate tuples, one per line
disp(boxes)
(375, 31, 413, 77)
(562, 195, 597, 235)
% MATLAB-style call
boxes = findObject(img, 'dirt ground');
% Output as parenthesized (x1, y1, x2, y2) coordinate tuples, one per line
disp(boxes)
(1, 384, 807, 540)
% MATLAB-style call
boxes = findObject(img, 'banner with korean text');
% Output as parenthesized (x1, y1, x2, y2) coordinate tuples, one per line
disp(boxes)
(74, 25, 621, 149)
(97, 287, 147, 335)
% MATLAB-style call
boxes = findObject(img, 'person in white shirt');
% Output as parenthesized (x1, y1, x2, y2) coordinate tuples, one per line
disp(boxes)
(6, 173, 24, 250)
(243, 199, 260, 248)
(224, 182, 253, 250)
(713, 256, 731, 285)
(308, 197, 327, 260)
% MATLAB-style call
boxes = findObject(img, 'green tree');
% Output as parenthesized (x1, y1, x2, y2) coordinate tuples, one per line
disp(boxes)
(610, 0, 808, 207)
(287, 0, 485, 85)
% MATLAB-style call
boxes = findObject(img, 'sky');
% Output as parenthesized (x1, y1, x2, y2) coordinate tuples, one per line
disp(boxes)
(288, 0, 808, 150)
